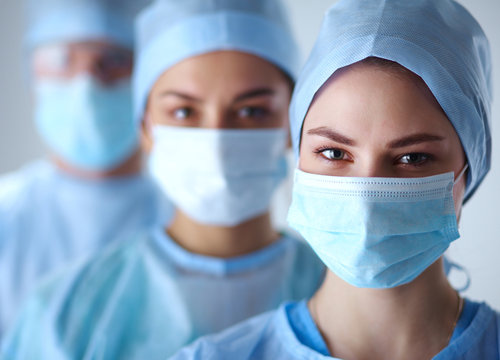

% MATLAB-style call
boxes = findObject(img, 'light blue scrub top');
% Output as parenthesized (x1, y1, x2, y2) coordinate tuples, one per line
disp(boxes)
(0, 227, 325, 359)
(170, 299, 500, 359)
(0, 160, 170, 338)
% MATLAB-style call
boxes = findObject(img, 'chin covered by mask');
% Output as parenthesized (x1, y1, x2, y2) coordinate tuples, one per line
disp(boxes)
(149, 126, 288, 227)
(287, 166, 467, 288)
(34, 75, 138, 170)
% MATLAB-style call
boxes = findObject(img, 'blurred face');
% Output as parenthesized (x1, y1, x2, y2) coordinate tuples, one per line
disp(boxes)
(145, 51, 292, 131)
(32, 41, 133, 86)
(299, 62, 467, 216)
(31, 40, 137, 175)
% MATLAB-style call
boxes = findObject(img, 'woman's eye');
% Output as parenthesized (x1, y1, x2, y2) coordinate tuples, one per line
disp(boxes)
(100, 53, 131, 71)
(173, 107, 193, 120)
(238, 106, 267, 118)
(320, 148, 345, 160)
(399, 153, 429, 165)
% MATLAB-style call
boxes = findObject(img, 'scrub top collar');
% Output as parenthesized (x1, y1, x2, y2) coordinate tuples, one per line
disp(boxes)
(275, 300, 497, 360)
(436, 301, 498, 358)
(274, 302, 332, 359)
(150, 228, 293, 277)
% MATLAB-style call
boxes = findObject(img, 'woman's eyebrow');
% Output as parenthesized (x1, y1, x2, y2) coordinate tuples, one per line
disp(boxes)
(159, 91, 201, 102)
(234, 88, 275, 102)
(388, 133, 445, 148)
(307, 127, 356, 146)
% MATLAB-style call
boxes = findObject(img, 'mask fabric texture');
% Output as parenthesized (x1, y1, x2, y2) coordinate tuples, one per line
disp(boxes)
(287, 169, 463, 288)
(34, 75, 137, 170)
(149, 126, 287, 226)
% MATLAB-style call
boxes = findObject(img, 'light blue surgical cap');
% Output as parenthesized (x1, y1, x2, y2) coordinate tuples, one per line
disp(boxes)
(25, 0, 152, 51)
(290, 0, 492, 201)
(133, 0, 300, 122)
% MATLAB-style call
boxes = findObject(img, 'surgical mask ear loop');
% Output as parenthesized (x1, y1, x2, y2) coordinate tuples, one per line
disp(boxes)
(447, 165, 470, 292)
(443, 257, 471, 292)
(452, 163, 468, 222)
(454, 164, 469, 185)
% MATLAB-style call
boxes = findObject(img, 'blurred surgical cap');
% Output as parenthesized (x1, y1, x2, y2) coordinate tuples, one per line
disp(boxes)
(133, 0, 300, 122)
(290, 0, 492, 201)
(25, 0, 152, 51)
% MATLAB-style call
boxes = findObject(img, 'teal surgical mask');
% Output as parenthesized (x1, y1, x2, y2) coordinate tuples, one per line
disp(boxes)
(287, 166, 468, 288)
(34, 75, 137, 170)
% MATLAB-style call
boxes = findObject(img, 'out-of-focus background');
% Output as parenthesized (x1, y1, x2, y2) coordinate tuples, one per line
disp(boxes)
(1, 0, 499, 308)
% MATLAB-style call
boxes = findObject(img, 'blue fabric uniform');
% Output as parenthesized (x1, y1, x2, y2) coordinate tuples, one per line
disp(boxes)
(0, 160, 170, 337)
(0, 227, 324, 359)
(170, 299, 500, 360)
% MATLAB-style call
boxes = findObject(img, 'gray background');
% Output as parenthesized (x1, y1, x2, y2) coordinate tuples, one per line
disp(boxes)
(1, 0, 499, 308)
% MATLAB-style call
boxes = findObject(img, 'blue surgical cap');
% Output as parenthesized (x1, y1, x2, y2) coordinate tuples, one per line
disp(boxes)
(290, 0, 492, 201)
(133, 0, 300, 122)
(25, 0, 152, 51)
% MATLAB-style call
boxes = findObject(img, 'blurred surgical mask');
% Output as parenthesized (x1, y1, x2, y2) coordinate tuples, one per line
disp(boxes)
(34, 74, 137, 170)
(149, 126, 288, 226)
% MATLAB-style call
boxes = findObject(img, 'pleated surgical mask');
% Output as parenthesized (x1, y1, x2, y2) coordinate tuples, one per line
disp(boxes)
(34, 75, 137, 170)
(287, 166, 467, 288)
(149, 126, 288, 226)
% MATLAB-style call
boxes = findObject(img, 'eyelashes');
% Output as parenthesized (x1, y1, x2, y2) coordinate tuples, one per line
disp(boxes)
(172, 107, 194, 120)
(396, 153, 433, 167)
(314, 147, 349, 161)
(313, 145, 434, 168)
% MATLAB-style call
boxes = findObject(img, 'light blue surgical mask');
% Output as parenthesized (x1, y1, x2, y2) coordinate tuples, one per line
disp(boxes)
(287, 166, 468, 288)
(149, 126, 288, 226)
(34, 75, 137, 170)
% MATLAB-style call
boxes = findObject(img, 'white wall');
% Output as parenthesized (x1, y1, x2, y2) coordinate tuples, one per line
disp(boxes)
(0, 1, 43, 173)
(1, 0, 499, 308)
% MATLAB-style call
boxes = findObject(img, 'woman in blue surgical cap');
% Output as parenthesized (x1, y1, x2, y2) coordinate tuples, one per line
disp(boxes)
(0, 0, 171, 339)
(171, 0, 499, 359)
(0, 0, 324, 359)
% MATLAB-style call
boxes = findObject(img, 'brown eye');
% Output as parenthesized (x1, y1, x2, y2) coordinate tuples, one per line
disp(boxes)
(238, 106, 268, 119)
(399, 153, 430, 165)
(173, 107, 193, 120)
(99, 51, 133, 73)
(321, 148, 345, 160)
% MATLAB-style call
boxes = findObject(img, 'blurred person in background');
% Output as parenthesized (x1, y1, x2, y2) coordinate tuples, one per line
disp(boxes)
(0, 0, 171, 338)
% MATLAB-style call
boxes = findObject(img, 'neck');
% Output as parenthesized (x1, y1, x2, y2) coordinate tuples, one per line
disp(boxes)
(166, 211, 280, 258)
(309, 258, 461, 360)
(51, 148, 143, 180)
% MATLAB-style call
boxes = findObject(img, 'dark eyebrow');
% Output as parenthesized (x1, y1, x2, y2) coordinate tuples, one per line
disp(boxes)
(388, 133, 445, 148)
(159, 91, 201, 102)
(306, 127, 356, 146)
(234, 88, 275, 102)
(159, 88, 275, 103)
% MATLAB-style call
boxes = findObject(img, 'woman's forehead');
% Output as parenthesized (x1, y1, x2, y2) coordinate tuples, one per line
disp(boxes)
(151, 51, 291, 98)
(315, 59, 441, 110)
(304, 61, 455, 138)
